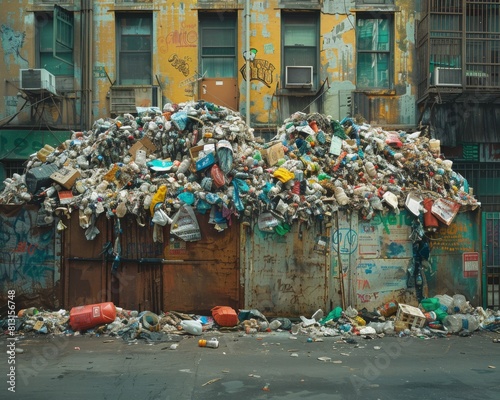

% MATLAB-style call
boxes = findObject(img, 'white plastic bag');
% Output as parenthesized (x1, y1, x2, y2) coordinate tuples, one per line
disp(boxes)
(152, 208, 172, 226)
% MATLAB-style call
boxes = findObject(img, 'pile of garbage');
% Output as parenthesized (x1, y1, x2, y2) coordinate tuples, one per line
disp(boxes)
(4, 295, 499, 343)
(0, 101, 480, 240)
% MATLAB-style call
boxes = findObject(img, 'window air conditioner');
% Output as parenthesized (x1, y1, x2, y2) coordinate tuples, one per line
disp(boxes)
(285, 66, 313, 88)
(433, 67, 462, 87)
(19, 69, 57, 95)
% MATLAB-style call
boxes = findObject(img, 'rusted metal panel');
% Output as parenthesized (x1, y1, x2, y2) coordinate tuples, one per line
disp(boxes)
(64, 212, 111, 308)
(163, 213, 240, 314)
(428, 210, 481, 305)
(0, 205, 61, 310)
(331, 209, 482, 312)
(243, 221, 330, 317)
(333, 211, 416, 312)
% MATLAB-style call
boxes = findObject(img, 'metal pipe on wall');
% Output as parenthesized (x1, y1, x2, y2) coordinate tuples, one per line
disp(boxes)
(245, 0, 250, 127)
(81, 0, 93, 131)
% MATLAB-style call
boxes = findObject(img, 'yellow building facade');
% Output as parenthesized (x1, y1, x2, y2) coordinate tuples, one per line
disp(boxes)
(1, 0, 417, 143)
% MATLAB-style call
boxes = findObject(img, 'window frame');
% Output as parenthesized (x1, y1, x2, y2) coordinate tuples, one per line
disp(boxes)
(116, 13, 153, 86)
(35, 12, 74, 77)
(281, 11, 320, 92)
(198, 12, 237, 79)
(355, 12, 394, 90)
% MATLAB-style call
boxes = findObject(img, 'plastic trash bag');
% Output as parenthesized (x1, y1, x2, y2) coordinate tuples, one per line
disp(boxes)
(216, 140, 234, 174)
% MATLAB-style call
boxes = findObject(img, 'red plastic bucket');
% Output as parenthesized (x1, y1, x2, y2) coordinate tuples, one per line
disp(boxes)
(69, 302, 116, 331)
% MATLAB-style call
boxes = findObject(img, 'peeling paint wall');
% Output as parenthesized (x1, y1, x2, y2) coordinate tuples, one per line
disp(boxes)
(1, 1, 419, 129)
(0, 205, 61, 310)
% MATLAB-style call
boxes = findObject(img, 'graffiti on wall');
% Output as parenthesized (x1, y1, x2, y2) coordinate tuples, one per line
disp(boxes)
(331, 228, 358, 255)
(0, 24, 28, 68)
(356, 260, 408, 304)
(168, 54, 191, 77)
(239, 48, 275, 88)
(0, 209, 55, 290)
(430, 220, 475, 252)
(159, 23, 197, 53)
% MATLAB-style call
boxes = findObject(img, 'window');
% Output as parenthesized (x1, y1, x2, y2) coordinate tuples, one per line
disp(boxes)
(116, 14, 152, 85)
(282, 12, 319, 89)
(36, 12, 74, 76)
(199, 13, 237, 78)
(356, 14, 392, 89)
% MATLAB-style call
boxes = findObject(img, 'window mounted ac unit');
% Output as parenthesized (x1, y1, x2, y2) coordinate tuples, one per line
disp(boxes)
(19, 69, 57, 95)
(285, 66, 313, 88)
(433, 67, 462, 87)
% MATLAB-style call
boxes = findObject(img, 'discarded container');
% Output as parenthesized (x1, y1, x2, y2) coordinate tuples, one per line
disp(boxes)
(199, 338, 219, 348)
(377, 300, 398, 317)
(37, 144, 55, 162)
(429, 139, 440, 155)
(211, 306, 239, 327)
(180, 320, 202, 335)
(140, 311, 160, 332)
(395, 304, 426, 330)
(452, 294, 468, 313)
(25, 163, 59, 194)
(423, 198, 439, 231)
(69, 302, 117, 331)
(18, 307, 39, 317)
(443, 314, 479, 333)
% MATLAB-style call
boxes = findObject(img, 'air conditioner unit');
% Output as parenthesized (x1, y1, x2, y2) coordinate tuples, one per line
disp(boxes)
(19, 69, 57, 95)
(433, 67, 462, 87)
(285, 66, 313, 88)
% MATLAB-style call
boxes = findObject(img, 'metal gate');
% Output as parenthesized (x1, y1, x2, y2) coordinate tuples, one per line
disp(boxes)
(483, 212, 500, 309)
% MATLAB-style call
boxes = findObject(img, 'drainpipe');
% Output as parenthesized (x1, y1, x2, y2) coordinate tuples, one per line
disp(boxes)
(81, 0, 93, 130)
(245, 0, 250, 127)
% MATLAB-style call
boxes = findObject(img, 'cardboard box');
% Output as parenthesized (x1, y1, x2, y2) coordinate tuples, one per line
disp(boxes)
(128, 137, 157, 160)
(189, 144, 216, 171)
(50, 166, 81, 189)
(261, 142, 285, 166)
(58, 190, 74, 205)
(431, 198, 461, 225)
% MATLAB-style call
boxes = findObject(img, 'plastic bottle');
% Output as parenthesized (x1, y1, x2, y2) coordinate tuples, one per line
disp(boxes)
(434, 294, 453, 314)
(177, 158, 191, 175)
(334, 186, 349, 206)
(180, 320, 202, 336)
(452, 294, 467, 313)
(199, 338, 219, 348)
(364, 161, 377, 178)
(443, 314, 479, 333)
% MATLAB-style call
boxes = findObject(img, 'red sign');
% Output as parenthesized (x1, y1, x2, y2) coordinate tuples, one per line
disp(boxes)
(463, 252, 479, 278)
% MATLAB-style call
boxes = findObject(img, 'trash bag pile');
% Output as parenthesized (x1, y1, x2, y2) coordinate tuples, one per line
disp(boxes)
(0, 100, 480, 241)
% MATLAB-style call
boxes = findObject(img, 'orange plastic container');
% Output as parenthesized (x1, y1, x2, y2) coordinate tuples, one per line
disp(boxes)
(69, 302, 116, 331)
(211, 306, 239, 327)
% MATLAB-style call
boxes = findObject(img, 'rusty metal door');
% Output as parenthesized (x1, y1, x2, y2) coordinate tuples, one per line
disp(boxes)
(163, 213, 240, 314)
(199, 78, 238, 111)
(483, 212, 500, 308)
(242, 221, 330, 318)
(64, 214, 165, 313)
(64, 212, 112, 307)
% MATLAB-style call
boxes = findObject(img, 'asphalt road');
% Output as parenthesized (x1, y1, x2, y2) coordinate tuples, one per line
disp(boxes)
(2, 330, 499, 400)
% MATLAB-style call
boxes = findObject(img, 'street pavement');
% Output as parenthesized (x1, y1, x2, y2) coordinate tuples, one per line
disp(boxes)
(2, 330, 499, 400)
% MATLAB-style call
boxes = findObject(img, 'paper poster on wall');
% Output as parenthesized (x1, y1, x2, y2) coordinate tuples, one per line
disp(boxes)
(463, 252, 479, 278)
